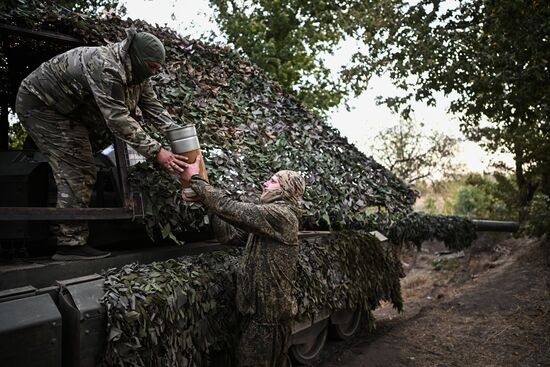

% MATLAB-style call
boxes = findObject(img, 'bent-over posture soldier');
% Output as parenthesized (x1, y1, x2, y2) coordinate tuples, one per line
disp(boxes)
(16, 28, 187, 260)
(180, 157, 305, 367)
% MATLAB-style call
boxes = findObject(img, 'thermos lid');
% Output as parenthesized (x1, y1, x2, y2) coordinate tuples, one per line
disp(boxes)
(171, 136, 200, 153)
(166, 124, 197, 142)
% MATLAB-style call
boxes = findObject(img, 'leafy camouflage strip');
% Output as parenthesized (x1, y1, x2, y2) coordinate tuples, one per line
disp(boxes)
(387, 212, 477, 251)
(18, 27, 177, 160)
(101, 230, 404, 367)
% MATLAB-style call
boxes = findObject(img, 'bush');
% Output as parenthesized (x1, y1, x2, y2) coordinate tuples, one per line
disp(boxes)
(525, 193, 550, 237)
(453, 184, 492, 218)
(452, 174, 517, 220)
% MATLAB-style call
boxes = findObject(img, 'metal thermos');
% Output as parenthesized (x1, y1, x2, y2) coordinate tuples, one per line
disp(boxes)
(166, 124, 209, 199)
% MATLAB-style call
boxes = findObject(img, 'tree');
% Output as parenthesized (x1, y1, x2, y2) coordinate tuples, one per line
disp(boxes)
(341, 0, 550, 220)
(371, 119, 460, 183)
(208, 0, 350, 114)
(452, 173, 518, 220)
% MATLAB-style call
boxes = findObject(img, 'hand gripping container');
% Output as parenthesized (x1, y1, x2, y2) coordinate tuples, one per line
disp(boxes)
(166, 125, 209, 199)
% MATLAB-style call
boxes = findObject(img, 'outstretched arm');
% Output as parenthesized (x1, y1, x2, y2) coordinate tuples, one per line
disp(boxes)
(86, 65, 186, 172)
(180, 155, 299, 244)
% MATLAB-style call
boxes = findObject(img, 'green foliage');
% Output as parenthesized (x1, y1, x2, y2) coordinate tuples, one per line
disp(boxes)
(341, 0, 550, 217)
(371, 119, 461, 183)
(209, 0, 350, 114)
(453, 185, 493, 219)
(387, 212, 477, 251)
(209, 0, 550, 186)
(416, 174, 518, 220)
(423, 196, 438, 215)
(453, 174, 518, 220)
(101, 231, 403, 366)
(8, 121, 26, 150)
(524, 194, 550, 237)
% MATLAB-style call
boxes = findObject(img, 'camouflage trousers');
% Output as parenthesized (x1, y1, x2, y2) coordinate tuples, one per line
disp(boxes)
(238, 317, 291, 367)
(16, 88, 96, 247)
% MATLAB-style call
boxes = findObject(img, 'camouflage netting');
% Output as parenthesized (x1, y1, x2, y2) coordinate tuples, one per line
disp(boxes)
(1, 1, 417, 239)
(101, 231, 402, 367)
(387, 212, 477, 251)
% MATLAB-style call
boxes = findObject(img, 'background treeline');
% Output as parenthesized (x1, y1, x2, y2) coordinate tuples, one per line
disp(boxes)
(415, 173, 549, 237)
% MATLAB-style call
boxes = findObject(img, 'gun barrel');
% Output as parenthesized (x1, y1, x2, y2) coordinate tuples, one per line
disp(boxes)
(471, 220, 519, 232)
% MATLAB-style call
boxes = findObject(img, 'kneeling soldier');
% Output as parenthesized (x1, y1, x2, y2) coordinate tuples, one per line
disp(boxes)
(180, 156, 305, 367)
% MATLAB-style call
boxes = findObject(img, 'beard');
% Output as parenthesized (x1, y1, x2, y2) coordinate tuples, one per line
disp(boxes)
(260, 188, 284, 204)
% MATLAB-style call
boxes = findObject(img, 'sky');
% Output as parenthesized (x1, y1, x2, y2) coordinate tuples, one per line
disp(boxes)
(123, 0, 514, 175)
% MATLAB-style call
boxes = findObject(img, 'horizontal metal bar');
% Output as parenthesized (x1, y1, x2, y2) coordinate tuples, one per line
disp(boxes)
(472, 219, 520, 232)
(0, 24, 85, 44)
(0, 207, 133, 221)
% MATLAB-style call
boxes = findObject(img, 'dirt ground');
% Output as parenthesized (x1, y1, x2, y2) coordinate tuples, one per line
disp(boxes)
(314, 233, 550, 367)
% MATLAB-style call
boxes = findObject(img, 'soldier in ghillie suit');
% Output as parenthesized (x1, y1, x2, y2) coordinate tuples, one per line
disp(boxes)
(15, 28, 187, 260)
(180, 156, 305, 367)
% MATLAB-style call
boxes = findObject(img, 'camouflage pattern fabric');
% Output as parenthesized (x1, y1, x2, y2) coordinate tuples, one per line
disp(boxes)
(275, 170, 306, 208)
(19, 28, 177, 159)
(16, 90, 94, 246)
(211, 214, 249, 246)
(190, 174, 302, 367)
(238, 319, 291, 367)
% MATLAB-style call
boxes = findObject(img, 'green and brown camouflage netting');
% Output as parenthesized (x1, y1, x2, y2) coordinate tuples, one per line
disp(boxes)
(1, 1, 417, 239)
(101, 231, 403, 367)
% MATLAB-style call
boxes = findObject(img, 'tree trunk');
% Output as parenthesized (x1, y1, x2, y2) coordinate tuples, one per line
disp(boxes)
(515, 149, 538, 222)
(0, 102, 8, 150)
(540, 168, 550, 197)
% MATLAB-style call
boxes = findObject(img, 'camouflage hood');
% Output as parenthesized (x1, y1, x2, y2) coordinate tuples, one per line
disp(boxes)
(260, 170, 305, 218)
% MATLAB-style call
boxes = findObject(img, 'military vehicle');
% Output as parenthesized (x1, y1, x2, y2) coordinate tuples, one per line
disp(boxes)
(0, 10, 519, 367)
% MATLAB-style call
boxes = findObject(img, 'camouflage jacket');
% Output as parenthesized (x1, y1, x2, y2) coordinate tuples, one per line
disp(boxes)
(20, 29, 177, 159)
(190, 177, 300, 322)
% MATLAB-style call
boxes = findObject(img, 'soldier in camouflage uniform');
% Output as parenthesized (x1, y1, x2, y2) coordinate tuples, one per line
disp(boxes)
(15, 28, 187, 260)
(180, 157, 305, 367)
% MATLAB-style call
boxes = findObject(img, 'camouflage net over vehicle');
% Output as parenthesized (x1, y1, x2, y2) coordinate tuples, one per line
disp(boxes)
(101, 230, 402, 367)
(2, 1, 417, 239)
(387, 212, 477, 251)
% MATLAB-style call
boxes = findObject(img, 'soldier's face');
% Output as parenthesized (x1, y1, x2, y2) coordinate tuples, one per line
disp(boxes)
(144, 60, 162, 75)
(263, 174, 281, 191)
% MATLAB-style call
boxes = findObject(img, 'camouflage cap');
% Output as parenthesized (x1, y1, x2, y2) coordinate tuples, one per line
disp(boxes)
(275, 170, 305, 204)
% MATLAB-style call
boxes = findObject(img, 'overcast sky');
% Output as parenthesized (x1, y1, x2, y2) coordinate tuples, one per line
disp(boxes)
(123, 0, 514, 174)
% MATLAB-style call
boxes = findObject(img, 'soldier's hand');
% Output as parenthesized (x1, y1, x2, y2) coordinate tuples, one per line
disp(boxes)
(157, 148, 187, 173)
(180, 154, 202, 182)
(181, 191, 197, 202)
